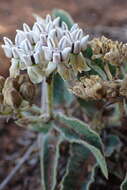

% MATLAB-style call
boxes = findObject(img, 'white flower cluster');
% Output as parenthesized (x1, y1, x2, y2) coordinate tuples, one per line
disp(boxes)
(2, 14, 89, 83)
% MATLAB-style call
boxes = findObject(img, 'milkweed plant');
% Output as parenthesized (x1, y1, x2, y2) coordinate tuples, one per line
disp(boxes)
(1, 9, 127, 190)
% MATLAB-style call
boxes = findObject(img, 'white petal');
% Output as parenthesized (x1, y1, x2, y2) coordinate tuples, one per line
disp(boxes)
(71, 29, 79, 39)
(1, 45, 12, 58)
(25, 31, 34, 44)
(45, 62, 57, 76)
(75, 29, 83, 40)
(62, 22, 68, 31)
(40, 34, 47, 46)
(15, 31, 26, 46)
(80, 35, 89, 51)
(47, 38, 56, 49)
(32, 23, 43, 35)
(53, 17, 60, 26)
(12, 47, 19, 58)
(55, 27, 63, 40)
(46, 22, 53, 33)
(20, 39, 33, 52)
(73, 41, 81, 54)
(53, 52, 61, 64)
(70, 23, 79, 32)
(43, 47, 52, 61)
(21, 55, 33, 66)
(58, 36, 68, 49)
(61, 47, 71, 61)
(33, 14, 44, 24)
(46, 14, 52, 23)
(3, 37, 13, 47)
(23, 23, 31, 32)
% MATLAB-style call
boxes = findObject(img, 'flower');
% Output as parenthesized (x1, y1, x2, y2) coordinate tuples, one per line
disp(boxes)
(2, 14, 90, 83)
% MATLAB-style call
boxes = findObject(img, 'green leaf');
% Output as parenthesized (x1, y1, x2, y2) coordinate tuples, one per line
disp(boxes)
(60, 143, 96, 190)
(54, 73, 74, 105)
(77, 98, 100, 117)
(52, 9, 74, 29)
(121, 174, 127, 190)
(28, 122, 52, 133)
(55, 113, 103, 152)
(60, 139, 108, 189)
(39, 129, 62, 190)
(86, 59, 107, 80)
(104, 135, 122, 157)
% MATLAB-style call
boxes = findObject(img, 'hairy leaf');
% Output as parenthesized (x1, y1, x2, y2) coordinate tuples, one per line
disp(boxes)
(55, 113, 103, 152)
(60, 143, 96, 190)
(52, 9, 74, 29)
(53, 73, 74, 105)
(121, 174, 127, 190)
(39, 129, 62, 190)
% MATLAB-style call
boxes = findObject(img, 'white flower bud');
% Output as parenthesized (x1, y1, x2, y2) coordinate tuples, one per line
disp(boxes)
(15, 31, 26, 45)
(46, 14, 52, 23)
(1, 45, 12, 58)
(53, 17, 60, 26)
(3, 37, 13, 47)
(80, 35, 89, 51)
(58, 36, 68, 49)
(47, 38, 56, 49)
(23, 23, 31, 32)
(61, 47, 71, 61)
(62, 22, 68, 31)
(44, 47, 52, 61)
(75, 29, 83, 40)
(12, 47, 20, 58)
(73, 41, 81, 54)
(32, 23, 43, 35)
(20, 39, 33, 52)
(40, 34, 47, 46)
(53, 52, 61, 64)
(70, 23, 79, 32)
(21, 55, 33, 66)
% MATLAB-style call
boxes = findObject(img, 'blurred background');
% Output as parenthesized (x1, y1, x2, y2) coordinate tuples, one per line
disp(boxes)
(1, 0, 127, 75)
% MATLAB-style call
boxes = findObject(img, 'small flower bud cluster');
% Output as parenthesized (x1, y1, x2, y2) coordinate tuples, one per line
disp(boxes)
(89, 36, 127, 65)
(2, 14, 89, 83)
(0, 74, 37, 110)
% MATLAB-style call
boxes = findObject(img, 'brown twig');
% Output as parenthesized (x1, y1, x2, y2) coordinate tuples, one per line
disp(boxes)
(0, 140, 37, 190)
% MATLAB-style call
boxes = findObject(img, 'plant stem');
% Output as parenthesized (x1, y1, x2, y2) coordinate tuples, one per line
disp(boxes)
(41, 75, 54, 119)
(46, 74, 54, 117)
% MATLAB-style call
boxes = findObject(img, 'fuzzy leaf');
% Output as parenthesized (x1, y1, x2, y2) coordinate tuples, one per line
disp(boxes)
(52, 9, 74, 29)
(120, 174, 127, 190)
(60, 143, 96, 190)
(86, 59, 107, 80)
(55, 113, 103, 152)
(60, 139, 108, 190)
(39, 129, 62, 190)
(54, 73, 74, 105)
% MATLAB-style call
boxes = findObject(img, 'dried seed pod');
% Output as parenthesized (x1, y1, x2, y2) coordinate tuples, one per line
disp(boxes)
(70, 75, 104, 100)
(16, 74, 30, 85)
(19, 82, 36, 102)
(0, 76, 5, 92)
(3, 77, 19, 94)
(0, 93, 4, 104)
(120, 76, 127, 97)
(4, 88, 22, 109)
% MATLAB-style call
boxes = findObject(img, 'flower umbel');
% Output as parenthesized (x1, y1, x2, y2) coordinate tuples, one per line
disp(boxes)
(2, 14, 89, 83)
